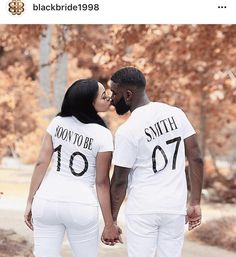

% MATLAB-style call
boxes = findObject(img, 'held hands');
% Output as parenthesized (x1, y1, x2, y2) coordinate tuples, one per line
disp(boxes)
(101, 223, 123, 246)
(186, 204, 202, 231)
(24, 202, 33, 230)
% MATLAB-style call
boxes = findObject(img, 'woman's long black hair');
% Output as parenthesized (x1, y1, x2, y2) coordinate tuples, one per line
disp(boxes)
(58, 79, 107, 127)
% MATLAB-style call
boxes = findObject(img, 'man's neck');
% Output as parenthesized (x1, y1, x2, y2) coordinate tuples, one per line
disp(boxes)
(130, 94, 150, 112)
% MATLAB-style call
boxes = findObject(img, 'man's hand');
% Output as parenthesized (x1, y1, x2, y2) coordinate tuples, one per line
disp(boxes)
(186, 204, 201, 231)
(101, 223, 123, 246)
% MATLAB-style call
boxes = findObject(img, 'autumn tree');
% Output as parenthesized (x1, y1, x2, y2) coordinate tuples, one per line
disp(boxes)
(1, 24, 236, 202)
(93, 25, 236, 202)
(0, 25, 111, 162)
(0, 25, 49, 163)
(94, 25, 236, 159)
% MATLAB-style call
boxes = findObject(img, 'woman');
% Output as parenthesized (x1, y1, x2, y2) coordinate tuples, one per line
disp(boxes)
(24, 79, 121, 257)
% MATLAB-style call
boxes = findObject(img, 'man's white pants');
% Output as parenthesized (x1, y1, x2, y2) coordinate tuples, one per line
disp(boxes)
(126, 213, 185, 257)
(32, 198, 99, 257)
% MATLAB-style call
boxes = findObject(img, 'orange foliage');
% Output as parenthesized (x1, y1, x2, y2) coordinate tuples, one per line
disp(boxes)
(1, 24, 236, 168)
(96, 25, 236, 158)
(0, 65, 54, 162)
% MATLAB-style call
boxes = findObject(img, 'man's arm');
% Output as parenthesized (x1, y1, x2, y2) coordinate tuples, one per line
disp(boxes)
(184, 134, 204, 230)
(110, 165, 130, 222)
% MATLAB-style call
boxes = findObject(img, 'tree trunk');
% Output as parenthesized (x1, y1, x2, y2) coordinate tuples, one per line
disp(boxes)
(39, 25, 52, 108)
(53, 26, 68, 112)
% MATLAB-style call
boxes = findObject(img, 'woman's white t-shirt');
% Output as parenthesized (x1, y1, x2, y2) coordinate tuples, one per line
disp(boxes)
(35, 116, 113, 206)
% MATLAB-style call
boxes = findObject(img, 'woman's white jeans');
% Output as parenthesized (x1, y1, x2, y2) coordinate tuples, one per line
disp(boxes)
(32, 198, 99, 257)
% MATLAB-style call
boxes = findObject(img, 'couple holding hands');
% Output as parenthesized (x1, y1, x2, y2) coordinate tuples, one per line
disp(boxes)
(25, 67, 203, 257)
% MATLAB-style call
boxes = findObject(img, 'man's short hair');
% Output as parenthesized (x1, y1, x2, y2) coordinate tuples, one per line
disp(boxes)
(111, 67, 146, 88)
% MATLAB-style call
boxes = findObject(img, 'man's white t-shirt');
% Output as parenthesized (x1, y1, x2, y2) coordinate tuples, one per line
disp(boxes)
(112, 102, 195, 215)
(35, 116, 113, 206)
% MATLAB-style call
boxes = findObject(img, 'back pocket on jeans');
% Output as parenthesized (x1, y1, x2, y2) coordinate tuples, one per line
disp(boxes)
(69, 203, 98, 229)
(32, 198, 46, 219)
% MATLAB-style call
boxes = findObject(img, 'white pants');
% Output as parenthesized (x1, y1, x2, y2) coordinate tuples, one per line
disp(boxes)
(32, 198, 99, 257)
(126, 213, 185, 257)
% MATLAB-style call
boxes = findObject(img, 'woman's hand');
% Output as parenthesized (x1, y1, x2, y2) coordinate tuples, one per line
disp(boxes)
(101, 223, 123, 246)
(24, 202, 33, 230)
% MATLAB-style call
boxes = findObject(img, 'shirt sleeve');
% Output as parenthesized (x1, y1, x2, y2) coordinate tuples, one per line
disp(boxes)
(46, 117, 58, 136)
(98, 128, 114, 152)
(112, 127, 137, 168)
(179, 109, 196, 139)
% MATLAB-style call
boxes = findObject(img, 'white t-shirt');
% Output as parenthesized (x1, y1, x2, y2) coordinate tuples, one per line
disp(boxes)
(112, 102, 195, 214)
(35, 116, 113, 206)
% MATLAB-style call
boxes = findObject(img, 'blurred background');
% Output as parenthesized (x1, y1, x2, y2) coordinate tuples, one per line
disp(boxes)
(0, 24, 236, 257)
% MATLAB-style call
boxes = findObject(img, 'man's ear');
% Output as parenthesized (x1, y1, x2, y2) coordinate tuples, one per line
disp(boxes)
(125, 89, 133, 103)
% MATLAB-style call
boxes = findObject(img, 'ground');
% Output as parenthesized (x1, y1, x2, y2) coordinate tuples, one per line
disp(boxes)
(0, 167, 236, 257)
(0, 229, 33, 257)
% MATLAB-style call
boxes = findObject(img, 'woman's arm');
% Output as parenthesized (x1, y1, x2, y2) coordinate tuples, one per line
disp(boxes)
(24, 133, 53, 230)
(96, 151, 122, 245)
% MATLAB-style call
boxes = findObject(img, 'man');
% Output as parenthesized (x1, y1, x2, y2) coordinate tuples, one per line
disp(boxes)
(109, 67, 203, 257)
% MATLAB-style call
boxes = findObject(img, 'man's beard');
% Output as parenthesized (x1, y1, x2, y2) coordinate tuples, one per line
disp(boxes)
(114, 96, 130, 115)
